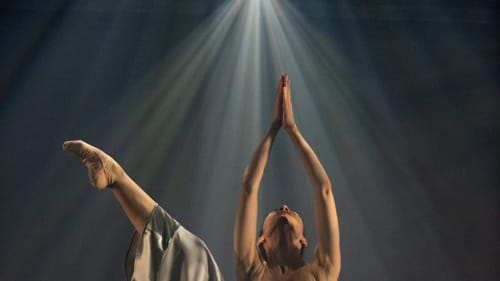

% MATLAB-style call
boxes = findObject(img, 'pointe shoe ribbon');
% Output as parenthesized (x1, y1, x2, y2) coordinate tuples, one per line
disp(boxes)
(63, 140, 121, 189)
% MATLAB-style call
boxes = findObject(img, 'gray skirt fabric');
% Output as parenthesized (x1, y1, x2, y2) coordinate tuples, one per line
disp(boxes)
(125, 205, 224, 281)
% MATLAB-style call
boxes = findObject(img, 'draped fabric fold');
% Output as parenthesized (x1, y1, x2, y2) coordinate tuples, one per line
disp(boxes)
(125, 205, 225, 281)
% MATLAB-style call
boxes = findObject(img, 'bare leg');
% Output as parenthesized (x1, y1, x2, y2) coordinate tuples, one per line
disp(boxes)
(63, 140, 156, 233)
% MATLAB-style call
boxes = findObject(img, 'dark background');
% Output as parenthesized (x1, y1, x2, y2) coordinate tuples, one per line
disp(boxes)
(1, 0, 498, 280)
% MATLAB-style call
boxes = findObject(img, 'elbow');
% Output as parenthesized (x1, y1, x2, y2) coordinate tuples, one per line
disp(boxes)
(240, 173, 260, 196)
(240, 175, 251, 189)
(319, 181, 333, 199)
(240, 181, 258, 198)
(241, 172, 254, 192)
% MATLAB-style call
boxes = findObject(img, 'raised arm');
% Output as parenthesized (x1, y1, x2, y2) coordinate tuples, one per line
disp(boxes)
(234, 76, 284, 278)
(282, 75, 341, 278)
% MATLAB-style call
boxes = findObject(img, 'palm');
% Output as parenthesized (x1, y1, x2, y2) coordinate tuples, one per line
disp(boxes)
(282, 75, 295, 129)
(272, 75, 286, 125)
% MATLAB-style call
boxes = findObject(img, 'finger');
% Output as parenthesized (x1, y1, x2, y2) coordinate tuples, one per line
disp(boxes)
(276, 75, 284, 92)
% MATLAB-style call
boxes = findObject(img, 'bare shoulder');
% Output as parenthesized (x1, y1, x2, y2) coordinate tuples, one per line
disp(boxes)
(235, 250, 266, 281)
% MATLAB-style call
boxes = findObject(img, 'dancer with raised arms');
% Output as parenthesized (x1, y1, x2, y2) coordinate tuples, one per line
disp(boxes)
(234, 74, 341, 281)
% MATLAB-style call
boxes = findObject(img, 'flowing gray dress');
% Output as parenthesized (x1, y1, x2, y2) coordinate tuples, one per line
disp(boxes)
(125, 205, 225, 281)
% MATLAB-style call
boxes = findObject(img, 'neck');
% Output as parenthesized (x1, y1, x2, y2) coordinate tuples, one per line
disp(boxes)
(265, 238, 305, 272)
(263, 227, 307, 272)
(266, 254, 305, 275)
(267, 255, 305, 268)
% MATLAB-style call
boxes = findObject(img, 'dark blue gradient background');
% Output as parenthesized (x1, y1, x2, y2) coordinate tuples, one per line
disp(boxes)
(1, 1, 498, 280)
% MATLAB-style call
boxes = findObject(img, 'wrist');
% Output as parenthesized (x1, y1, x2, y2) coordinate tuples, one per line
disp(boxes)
(284, 123, 298, 134)
(109, 165, 126, 188)
(269, 121, 282, 132)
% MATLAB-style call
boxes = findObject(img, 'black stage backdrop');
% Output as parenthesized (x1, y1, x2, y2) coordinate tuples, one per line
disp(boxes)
(1, 1, 498, 281)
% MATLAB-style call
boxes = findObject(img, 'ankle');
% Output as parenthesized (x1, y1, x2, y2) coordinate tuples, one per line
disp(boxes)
(109, 164, 126, 188)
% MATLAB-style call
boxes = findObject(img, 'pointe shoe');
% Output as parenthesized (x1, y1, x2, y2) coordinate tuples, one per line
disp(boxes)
(63, 140, 124, 189)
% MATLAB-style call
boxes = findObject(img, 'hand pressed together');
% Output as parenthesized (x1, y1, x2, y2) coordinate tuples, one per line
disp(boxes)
(271, 73, 296, 131)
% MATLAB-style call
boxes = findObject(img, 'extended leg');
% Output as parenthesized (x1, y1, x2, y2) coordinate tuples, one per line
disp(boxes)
(63, 140, 156, 233)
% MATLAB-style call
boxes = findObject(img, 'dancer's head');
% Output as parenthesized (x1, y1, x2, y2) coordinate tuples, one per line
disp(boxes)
(257, 204, 308, 262)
